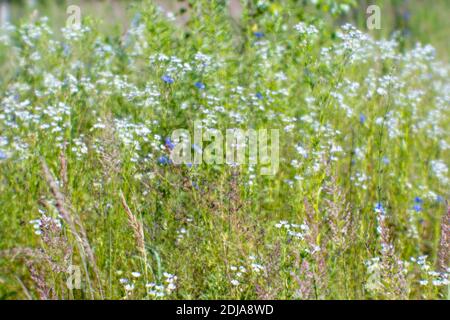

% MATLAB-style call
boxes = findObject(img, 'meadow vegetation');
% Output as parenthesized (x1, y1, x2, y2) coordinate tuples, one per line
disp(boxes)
(0, 0, 448, 299)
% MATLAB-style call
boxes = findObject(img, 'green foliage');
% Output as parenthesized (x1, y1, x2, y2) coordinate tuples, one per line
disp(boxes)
(0, 0, 448, 300)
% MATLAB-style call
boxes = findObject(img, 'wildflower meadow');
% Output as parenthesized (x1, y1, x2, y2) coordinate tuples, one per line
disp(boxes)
(0, 0, 448, 301)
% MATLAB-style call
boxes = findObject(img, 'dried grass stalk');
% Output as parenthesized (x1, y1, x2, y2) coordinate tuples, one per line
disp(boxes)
(120, 192, 147, 259)
(26, 261, 52, 300)
(41, 160, 103, 298)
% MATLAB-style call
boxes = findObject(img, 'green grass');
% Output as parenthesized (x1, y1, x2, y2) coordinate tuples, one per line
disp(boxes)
(0, 0, 448, 300)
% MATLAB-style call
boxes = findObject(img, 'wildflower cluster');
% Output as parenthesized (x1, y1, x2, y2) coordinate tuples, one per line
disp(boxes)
(0, 0, 448, 300)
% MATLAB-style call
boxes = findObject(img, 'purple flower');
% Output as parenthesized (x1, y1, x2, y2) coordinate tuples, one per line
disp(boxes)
(254, 32, 264, 38)
(403, 10, 411, 22)
(161, 75, 174, 84)
(374, 202, 385, 213)
(157, 156, 171, 165)
(62, 43, 71, 57)
(359, 113, 366, 124)
(165, 137, 175, 151)
(413, 197, 423, 212)
(194, 82, 205, 90)
(0, 150, 7, 160)
(256, 92, 263, 100)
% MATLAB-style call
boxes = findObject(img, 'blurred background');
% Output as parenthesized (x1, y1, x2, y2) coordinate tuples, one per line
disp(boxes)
(0, 0, 448, 60)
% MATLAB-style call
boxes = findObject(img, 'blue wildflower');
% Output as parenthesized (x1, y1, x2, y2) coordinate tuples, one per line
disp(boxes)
(374, 202, 385, 213)
(403, 10, 411, 21)
(161, 75, 174, 84)
(194, 82, 205, 90)
(359, 113, 366, 124)
(157, 156, 171, 165)
(0, 150, 7, 160)
(165, 137, 175, 151)
(436, 195, 444, 203)
(254, 32, 264, 38)
(256, 92, 263, 100)
(412, 197, 423, 212)
(62, 43, 71, 57)
(382, 156, 390, 165)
